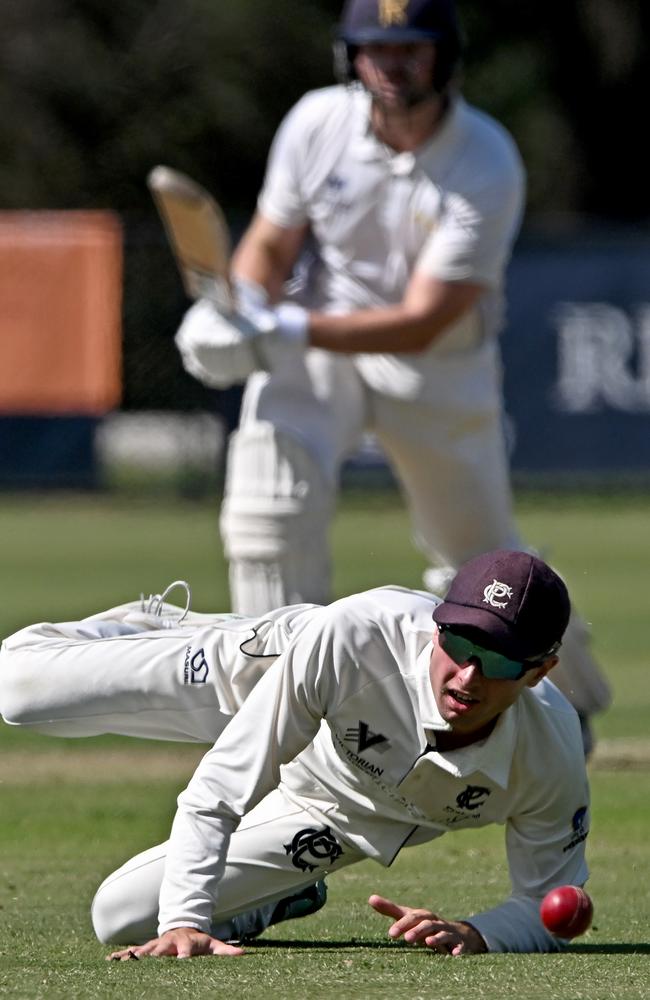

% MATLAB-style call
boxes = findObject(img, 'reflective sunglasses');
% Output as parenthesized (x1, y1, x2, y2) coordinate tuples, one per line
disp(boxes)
(437, 624, 557, 681)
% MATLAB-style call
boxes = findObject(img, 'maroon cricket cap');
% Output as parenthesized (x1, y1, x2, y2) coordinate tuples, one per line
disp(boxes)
(432, 550, 571, 660)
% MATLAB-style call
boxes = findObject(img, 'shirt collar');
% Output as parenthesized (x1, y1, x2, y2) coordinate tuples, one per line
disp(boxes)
(350, 89, 466, 176)
(434, 704, 517, 789)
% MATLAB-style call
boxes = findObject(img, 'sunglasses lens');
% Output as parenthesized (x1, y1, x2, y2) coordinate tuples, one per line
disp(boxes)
(438, 629, 472, 663)
(438, 628, 525, 680)
(481, 655, 525, 681)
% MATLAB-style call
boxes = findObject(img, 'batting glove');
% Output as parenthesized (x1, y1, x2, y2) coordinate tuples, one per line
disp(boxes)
(233, 276, 309, 348)
(175, 298, 308, 390)
(175, 299, 262, 389)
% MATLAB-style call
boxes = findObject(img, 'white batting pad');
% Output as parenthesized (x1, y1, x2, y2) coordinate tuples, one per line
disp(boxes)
(220, 422, 333, 614)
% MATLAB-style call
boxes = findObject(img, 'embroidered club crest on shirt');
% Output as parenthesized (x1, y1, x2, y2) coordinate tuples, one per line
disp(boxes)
(456, 784, 492, 811)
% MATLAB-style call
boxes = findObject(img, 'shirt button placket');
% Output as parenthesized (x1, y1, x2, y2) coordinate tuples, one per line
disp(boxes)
(385, 153, 416, 292)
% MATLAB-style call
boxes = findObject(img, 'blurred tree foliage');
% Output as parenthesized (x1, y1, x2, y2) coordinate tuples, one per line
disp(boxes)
(1, 0, 648, 223)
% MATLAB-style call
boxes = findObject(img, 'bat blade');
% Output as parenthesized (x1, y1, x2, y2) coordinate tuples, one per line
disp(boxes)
(147, 165, 234, 313)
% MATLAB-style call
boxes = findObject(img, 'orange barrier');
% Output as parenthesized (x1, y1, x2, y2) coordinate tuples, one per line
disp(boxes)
(0, 211, 122, 415)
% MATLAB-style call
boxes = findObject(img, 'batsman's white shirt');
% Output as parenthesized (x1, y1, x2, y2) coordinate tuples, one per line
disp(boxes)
(158, 586, 589, 953)
(259, 84, 524, 399)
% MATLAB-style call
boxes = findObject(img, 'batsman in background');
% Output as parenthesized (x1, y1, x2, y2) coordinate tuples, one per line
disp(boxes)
(173, 0, 610, 751)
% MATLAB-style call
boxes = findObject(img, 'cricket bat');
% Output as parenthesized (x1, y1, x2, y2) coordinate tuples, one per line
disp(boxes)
(146, 165, 234, 314)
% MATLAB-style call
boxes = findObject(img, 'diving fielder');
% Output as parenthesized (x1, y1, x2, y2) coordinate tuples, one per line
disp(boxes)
(94, 551, 591, 956)
(173, 0, 610, 747)
(0, 551, 591, 955)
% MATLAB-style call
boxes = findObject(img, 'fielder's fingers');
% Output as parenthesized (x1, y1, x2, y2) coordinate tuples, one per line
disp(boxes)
(170, 940, 244, 959)
(387, 910, 441, 939)
(151, 932, 244, 959)
(368, 894, 406, 920)
(152, 939, 188, 958)
(150, 933, 208, 958)
(423, 930, 461, 955)
(107, 945, 149, 961)
(403, 919, 442, 945)
(208, 939, 245, 957)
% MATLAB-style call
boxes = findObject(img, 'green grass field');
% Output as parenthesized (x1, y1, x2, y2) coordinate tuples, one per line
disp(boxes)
(1, 487, 648, 998)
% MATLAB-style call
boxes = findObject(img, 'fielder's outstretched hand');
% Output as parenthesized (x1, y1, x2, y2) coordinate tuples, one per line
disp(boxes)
(107, 927, 244, 960)
(368, 893, 487, 956)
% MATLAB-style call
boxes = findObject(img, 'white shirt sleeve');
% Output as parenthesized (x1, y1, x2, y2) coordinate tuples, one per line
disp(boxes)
(415, 157, 525, 289)
(256, 97, 312, 229)
(465, 895, 565, 953)
(462, 760, 590, 951)
(157, 608, 340, 934)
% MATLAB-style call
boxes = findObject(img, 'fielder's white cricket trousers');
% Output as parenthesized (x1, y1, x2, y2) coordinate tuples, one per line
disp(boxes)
(91, 786, 363, 944)
(0, 604, 276, 743)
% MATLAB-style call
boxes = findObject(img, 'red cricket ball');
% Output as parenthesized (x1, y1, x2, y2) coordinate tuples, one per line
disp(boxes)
(540, 885, 593, 938)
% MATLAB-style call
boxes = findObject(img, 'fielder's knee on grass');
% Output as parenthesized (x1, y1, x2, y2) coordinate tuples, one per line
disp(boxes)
(91, 845, 166, 944)
(220, 422, 333, 614)
(91, 895, 157, 946)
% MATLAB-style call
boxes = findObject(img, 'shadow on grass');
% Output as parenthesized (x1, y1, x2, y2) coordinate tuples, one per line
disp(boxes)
(567, 943, 650, 954)
(248, 938, 410, 951)
(251, 938, 650, 955)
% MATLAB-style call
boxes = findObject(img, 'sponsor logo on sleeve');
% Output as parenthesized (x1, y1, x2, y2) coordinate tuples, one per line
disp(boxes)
(326, 173, 347, 192)
(563, 806, 589, 852)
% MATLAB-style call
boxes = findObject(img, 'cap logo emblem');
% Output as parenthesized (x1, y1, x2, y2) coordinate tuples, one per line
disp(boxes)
(379, 0, 409, 28)
(483, 579, 514, 609)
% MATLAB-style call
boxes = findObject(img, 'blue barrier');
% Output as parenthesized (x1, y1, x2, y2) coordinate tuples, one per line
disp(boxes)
(503, 237, 650, 478)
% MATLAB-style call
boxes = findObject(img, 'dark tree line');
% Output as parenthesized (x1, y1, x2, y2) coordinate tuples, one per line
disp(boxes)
(1, 0, 648, 223)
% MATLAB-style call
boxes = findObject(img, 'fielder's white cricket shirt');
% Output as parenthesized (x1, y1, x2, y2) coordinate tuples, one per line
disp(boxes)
(158, 587, 589, 952)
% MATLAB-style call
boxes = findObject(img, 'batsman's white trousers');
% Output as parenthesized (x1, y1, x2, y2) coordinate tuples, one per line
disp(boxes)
(221, 338, 520, 615)
(91, 786, 362, 944)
